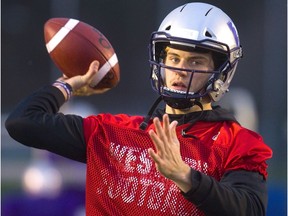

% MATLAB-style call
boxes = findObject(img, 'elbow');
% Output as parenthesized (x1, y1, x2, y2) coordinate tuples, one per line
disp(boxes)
(5, 115, 18, 138)
(6, 117, 19, 139)
(5, 115, 31, 146)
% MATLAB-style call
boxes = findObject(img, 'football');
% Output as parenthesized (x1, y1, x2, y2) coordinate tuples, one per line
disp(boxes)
(44, 18, 120, 90)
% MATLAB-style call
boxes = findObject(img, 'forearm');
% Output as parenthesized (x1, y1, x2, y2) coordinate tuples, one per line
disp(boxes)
(5, 85, 87, 162)
(182, 169, 267, 216)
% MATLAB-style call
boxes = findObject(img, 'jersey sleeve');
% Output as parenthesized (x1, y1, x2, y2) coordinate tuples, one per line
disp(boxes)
(223, 127, 272, 179)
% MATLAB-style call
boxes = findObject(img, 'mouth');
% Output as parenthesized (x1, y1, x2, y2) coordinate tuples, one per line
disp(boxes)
(171, 81, 187, 91)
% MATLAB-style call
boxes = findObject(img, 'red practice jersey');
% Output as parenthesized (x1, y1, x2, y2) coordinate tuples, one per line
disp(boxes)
(83, 113, 271, 215)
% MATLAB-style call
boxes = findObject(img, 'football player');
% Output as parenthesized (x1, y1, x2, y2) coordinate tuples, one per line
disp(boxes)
(6, 2, 272, 215)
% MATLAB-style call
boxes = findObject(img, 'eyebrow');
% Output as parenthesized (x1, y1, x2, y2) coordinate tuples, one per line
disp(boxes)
(166, 52, 209, 60)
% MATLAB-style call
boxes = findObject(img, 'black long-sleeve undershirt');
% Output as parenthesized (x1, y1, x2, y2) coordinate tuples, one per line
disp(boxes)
(5, 85, 86, 162)
(5, 85, 268, 216)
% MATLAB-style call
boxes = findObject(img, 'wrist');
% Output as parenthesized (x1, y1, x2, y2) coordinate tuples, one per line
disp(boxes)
(52, 81, 73, 101)
(172, 166, 193, 193)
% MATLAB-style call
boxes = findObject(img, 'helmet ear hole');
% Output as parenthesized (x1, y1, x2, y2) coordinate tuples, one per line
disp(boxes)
(165, 25, 171, 30)
(205, 31, 212, 38)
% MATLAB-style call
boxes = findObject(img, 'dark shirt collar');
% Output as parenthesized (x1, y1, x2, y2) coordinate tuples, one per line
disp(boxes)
(153, 106, 238, 125)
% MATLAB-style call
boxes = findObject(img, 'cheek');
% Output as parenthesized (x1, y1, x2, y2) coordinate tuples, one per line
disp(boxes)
(163, 69, 172, 83)
(193, 72, 210, 78)
(190, 73, 211, 89)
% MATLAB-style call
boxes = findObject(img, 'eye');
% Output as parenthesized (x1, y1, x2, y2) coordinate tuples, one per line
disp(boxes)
(167, 56, 180, 64)
(188, 58, 208, 68)
(190, 60, 199, 65)
(188, 59, 201, 67)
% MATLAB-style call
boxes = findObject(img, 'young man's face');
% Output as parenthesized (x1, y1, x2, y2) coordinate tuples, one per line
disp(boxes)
(163, 47, 214, 94)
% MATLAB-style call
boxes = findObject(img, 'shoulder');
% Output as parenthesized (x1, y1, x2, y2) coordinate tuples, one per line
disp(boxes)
(220, 123, 273, 179)
(82, 113, 145, 147)
(83, 113, 145, 129)
(226, 122, 265, 143)
(217, 121, 267, 149)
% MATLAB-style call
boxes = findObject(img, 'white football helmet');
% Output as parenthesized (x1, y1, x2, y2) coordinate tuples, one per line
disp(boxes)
(149, 2, 243, 109)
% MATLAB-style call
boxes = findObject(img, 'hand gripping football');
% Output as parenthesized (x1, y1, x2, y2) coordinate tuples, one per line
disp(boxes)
(44, 18, 120, 90)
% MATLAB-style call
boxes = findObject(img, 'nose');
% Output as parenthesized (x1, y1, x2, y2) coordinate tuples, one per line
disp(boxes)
(175, 61, 189, 77)
(175, 69, 188, 77)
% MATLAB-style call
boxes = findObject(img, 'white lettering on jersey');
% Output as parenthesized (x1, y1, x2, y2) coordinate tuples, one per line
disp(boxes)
(94, 142, 210, 214)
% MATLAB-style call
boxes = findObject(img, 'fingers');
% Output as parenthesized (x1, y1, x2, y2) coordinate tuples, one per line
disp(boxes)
(148, 114, 184, 181)
(154, 114, 178, 142)
(57, 60, 100, 91)
(163, 114, 178, 141)
(83, 60, 100, 82)
(148, 114, 178, 155)
(147, 148, 160, 163)
(169, 120, 178, 142)
(148, 119, 163, 152)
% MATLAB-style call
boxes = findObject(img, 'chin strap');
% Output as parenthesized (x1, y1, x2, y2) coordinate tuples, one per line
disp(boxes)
(181, 100, 204, 139)
(139, 96, 204, 136)
(139, 96, 163, 130)
(163, 97, 195, 110)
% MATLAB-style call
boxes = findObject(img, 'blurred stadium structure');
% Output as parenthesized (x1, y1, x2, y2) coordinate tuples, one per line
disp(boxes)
(2, 0, 286, 215)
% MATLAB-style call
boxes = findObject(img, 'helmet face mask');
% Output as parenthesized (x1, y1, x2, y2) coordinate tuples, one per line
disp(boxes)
(149, 3, 243, 109)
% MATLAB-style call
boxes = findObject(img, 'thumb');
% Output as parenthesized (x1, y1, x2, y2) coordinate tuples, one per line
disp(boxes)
(83, 60, 100, 82)
(65, 60, 100, 90)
